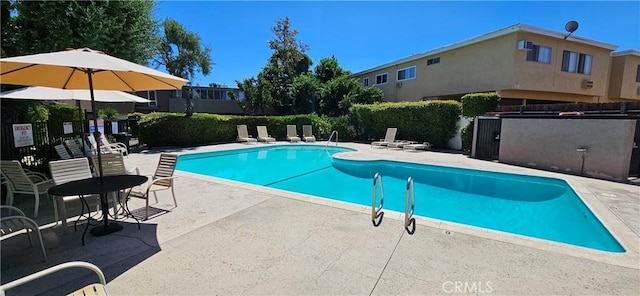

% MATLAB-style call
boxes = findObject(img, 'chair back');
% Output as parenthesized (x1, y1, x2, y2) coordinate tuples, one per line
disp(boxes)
(91, 153, 126, 176)
(54, 144, 72, 160)
(237, 125, 250, 139)
(86, 134, 99, 151)
(286, 125, 298, 137)
(0, 161, 35, 192)
(384, 128, 398, 142)
(257, 126, 269, 138)
(64, 139, 85, 158)
(303, 125, 314, 137)
(49, 158, 93, 185)
(153, 154, 178, 187)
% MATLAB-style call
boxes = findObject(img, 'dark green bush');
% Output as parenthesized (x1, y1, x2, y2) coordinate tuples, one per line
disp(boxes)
(137, 112, 332, 147)
(47, 104, 82, 122)
(461, 92, 500, 117)
(350, 100, 461, 148)
(461, 121, 474, 154)
(327, 115, 354, 141)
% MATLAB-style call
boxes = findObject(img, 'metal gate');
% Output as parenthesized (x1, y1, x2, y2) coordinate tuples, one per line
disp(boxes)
(629, 120, 640, 177)
(472, 116, 501, 160)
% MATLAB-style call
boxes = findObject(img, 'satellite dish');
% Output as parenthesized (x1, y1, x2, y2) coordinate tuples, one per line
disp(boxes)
(565, 21, 579, 33)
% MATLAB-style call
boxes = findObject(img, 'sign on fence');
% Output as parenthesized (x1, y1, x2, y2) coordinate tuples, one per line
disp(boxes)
(63, 122, 73, 134)
(12, 123, 34, 147)
(89, 119, 104, 134)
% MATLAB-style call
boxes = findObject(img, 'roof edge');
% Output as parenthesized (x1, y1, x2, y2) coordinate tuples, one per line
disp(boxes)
(611, 49, 640, 57)
(351, 23, 619, 77)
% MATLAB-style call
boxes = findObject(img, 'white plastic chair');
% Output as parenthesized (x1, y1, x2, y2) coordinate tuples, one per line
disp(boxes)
(99, 134, 128, 157)
(54, 144, 72, 160)
(64, 139, 88, 158)
(0, 261, 107, 296)
(286, 125, 301, 142)
(128, 154, 178, 220)
(302, 125, 316, 142)
(0, 205, 47, 262)
(0, 160, 54, 218)
(48, 158, 102, 226)
(236, 125, 257, 143)
(371, 128, 398, 148)
(256, 126, 275, 143)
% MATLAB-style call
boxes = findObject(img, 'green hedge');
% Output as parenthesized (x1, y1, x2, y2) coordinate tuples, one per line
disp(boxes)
(137, 113, 333, 147)
(350, 100, 461, 148)
(47, 104, 83, 122)
(461, 92, 500, 117)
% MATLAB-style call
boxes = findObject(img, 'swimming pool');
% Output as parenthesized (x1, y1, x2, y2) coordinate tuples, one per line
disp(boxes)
(177, 145, 624, 252)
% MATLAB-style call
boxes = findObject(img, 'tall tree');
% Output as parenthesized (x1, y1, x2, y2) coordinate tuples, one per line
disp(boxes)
(314, 56, 347, 83)
(153, 18, 213, 117)
(8, 0, 157, 64)
(262, 17, 312, 112)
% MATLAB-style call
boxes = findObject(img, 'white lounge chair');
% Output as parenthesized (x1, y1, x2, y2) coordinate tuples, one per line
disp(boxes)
(286, 125, 301, 142)
(371, 128, 398, 148)
(0, 160, 54, 218)
(302, 125, 316, 142)
(236, 125, 257, 143)
(64, 138, 89, 158)
(100, 134, 128, 157)
(0, 205, 47, 262)
(0, 261, 107, 295)
(256, 126, 275, 143)
(54, 144, 72, 160)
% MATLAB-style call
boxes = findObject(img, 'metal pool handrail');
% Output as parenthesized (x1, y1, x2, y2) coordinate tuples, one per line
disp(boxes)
(405, 177, 416, 234)
(371, 172, 384, 226)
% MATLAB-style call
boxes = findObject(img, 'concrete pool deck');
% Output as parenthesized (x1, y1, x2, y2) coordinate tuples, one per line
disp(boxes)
(1, 142, 638, 295)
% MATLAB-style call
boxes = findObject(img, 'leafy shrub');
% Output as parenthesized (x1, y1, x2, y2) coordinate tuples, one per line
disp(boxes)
(350, 100, 461, 148)
(97, 107, 119, 120)
(47, 104, 82, 122)
(137, 112, 332, 147)
(327, 115, 354, 141)
(461, 92, 500, 117)
(461, 121, 474, 154)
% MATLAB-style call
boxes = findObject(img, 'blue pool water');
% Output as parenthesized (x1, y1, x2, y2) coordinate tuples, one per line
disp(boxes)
(177, 145, 624, 252)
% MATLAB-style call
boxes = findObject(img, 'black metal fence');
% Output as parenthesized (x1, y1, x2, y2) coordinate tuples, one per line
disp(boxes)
(1, 119, 133, 174)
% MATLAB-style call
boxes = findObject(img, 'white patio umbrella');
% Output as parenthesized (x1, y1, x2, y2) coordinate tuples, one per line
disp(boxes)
(0, 47, 188, 174)
(0, 86, 151, 103)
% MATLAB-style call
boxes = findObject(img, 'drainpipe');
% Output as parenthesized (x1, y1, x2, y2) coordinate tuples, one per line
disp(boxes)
(576, 147, 587, 175)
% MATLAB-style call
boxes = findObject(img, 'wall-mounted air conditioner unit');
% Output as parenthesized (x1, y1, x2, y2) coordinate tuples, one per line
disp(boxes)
(396, 82, 403, 88)
(581, 80, 594, 89)
(517, 40, 533, 51)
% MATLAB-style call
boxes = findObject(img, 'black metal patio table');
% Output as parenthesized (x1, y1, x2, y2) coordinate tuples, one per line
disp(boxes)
(48, 174, 148, 244)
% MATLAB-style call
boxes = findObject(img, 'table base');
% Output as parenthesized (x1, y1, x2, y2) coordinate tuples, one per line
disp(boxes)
(90, 222, 123, 236)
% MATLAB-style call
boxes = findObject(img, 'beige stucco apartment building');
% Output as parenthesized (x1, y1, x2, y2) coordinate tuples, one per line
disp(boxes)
(352, 23, 639, 105)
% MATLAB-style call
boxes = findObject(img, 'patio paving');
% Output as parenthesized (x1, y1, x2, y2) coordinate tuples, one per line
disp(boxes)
(1, 142, 638, 295)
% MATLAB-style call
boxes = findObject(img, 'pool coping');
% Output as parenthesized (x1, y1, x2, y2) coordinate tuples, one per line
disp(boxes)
(176, 142, 639, 269)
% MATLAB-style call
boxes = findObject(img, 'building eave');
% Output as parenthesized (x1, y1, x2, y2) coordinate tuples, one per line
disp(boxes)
(611, 49, 640, 57)
(351, 23, 619, 77)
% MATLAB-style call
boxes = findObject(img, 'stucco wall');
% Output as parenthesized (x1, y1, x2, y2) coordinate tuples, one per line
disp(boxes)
(608, 54, 640, 101)
(499, 118, 636, 181)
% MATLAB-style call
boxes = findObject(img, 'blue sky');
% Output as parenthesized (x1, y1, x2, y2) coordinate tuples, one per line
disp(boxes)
(153, 1, 640, 87)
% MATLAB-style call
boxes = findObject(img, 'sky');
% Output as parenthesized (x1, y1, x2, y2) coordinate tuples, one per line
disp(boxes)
(153, 1, 640, 87)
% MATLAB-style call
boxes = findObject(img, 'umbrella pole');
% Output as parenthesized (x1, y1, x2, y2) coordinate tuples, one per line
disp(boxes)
(88, 70, 104, 179)
(76, 100, 88, 157)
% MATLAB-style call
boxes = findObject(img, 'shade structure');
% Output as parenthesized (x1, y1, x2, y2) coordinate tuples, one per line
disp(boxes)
(0, 48, 187, 235)
(0, 86, 150, 103)
(0, 48, 188, 91)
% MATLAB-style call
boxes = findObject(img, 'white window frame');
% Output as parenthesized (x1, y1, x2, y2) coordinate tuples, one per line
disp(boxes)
(146, 90, 157, 107)
(396, 66, 416, 82)
(562, 50, 592, 75)
(526, 45, 552, 64)
(363, 77, 370, 87)
(375, 73, 388, 85)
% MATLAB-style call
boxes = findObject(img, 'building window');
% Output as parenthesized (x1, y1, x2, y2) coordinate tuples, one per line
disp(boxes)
(397, 66, 416, 81)
(562, 50, 592, 74)
(146, 90, 157, 107)
(375, 73, 388, 85)
(363, 77, 369, 87)
(637, 65, 640, 83)
(427, 57, 440, 65)
(526, 45, 551, 64)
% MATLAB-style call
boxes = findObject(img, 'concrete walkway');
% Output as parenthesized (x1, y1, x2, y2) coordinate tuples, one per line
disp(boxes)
(1, 142, 638, 295)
